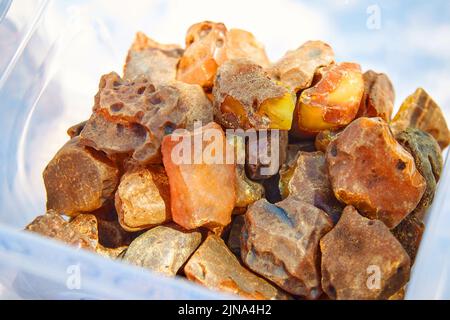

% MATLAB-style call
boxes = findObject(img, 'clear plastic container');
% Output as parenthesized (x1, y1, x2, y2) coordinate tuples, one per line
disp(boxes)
(0, 0, 449, 299)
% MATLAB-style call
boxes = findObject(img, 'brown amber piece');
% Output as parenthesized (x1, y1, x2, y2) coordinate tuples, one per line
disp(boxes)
(67, 120, 87, 138)
(396, 128, 443, 220)
(245, 130, 288, 180)
(241, 198, 332, 298)
(314, 129, 341, 153)
(177, 21, 228, 88)
(124, 32, 183, 86)
(320, 206, 411, 300)
(213, 59, 295, 130)
(392, 214, 424, 263)
(161, 122, 236, 230)
(268, 41, 335, 92)
(97, 218, 135, 248)
(279, 151, 343, 223)
(294, 62, 364, 136)
(43, 137, 119, 216)
(227, 214, 245, 257)
(326, 117, 426, 228)
(115, 166, 171, 231)
(357, 70, 395, 121)
(123, 225, 201, 277)
(391, 88, 450, 149)
(184, 235, 290, 299)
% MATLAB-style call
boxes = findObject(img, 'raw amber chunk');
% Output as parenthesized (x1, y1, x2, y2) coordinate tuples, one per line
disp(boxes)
(268, 41, 335, 92)
(177, 21, 228, 88)
(213, 59, 295, 130)
(161, 122, 236, 230)
(396, 128, 443, 220)
(115, 166, 171, 231)
(43, 137, 119, 216)
(245, 130, 288, 180)
(241, 198, 332, 298)
(392, 214, 424, 263)
(314, 129, 341, 153)
(124, 32, 183, 86)
(391, 88, 450, 149)
(227, 215, 245, 257)
(184, 235, 290, 299)
(279, 151, 343, 223)
(320, 206, 411, 300)
(295, 62, 364, 135)
(357, 70, 395, 121)
(123, 225, 201, 277)
(67, 120, 87, 138)
(226, 29, 270, 68)
(326, 117, 426, 228)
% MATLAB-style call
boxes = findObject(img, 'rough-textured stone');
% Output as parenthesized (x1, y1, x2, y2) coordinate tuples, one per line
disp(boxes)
(241, 198, 332, 298)
(392, 214, 424, 263)
(124, 31, 183, 86)
(161, 122, 236, 230)
(357, 70, 395, 121)
(294, 62, 364, 136)
(43, 137, 119, 216)
(123, 225, 202, 277)
(279, 151, 343, 223)
(391, 88, 450, 150)
(184, 235, 290, 300)
(396, 128, 443, 220)
(115, 166, 171, 231)
(268, 40, 335, 92)
(213, 59, 295, 130)
(225, 28, 270, 68)
(67, 120, 87, 138)
(320, 206, 411, 300)
(326, 117, 426, 228)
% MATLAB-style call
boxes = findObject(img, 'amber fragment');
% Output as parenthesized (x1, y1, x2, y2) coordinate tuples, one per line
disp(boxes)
(391, 88, 450, 149)
(268, 41, 335, 92)
(67, 120, 87, 138)
(241, 198, 332, 298)
(279, 151, 343, 223)
(227, 214, 245, 258)
(294, 62, 364, 136)
(123, 225, 201, 277)
(184, 235, 290, 299)
(97, 218, 135, 248)
(115, 166, 171, 231)
(245, 130, 288, 180)
(314, 129, 341, 153)
(326, 117, 426, 228)
(357, 70, 395, 121)
(124, 32, 183, 86)
(43, 137, 119, 216)
(161, 122, 236, 230)
(392, 214, 424, 263)
(213, 59, 295, 130)
(226, 29, 270, 67)
(320, 206, 411, 300)
(388, 288, 405, 300)
(396, 128, 443, 220)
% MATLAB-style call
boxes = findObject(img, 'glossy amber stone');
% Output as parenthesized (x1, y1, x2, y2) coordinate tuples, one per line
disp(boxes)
(294, 62, 364, 136)
(320, 206, 411, 300)
(184, 235, 290, 299)
(326, 117, 426, 228)
(43, 137, 119, 216)
(161, 122, 236, 230)
(241, 198, 333, 298)
(268, 40, 335, 92)
(115, 166, 171, 231)
(391, 88, 450, 150)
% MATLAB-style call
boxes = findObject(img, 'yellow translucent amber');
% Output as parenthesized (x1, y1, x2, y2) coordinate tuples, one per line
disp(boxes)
(258, 92, 295, 130)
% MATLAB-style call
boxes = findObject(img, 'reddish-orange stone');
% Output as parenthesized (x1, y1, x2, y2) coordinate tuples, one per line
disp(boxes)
(162, 122, 236, 230)
(326, 117, 426, 228)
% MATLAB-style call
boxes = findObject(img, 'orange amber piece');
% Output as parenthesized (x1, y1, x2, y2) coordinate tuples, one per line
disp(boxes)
(326, 117, 426, 228)
(161, 122, 236, 230)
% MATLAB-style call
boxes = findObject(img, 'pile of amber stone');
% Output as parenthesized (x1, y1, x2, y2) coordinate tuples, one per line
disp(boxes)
(25, 21, 450, 300)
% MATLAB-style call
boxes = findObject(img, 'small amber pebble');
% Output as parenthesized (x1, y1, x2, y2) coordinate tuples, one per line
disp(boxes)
(391, 88, 450, 149)
(326, 117, 426, 228)
(294, 62, 364, 136)
(320, 206, 411, 300)
(357, 70, 395, 121)
(241, 198, 332, 298)
(184, 235, 290, 300)
(161, 122, 236, 230)
(43, 137, 119, 216)
(115, 166, 171, 231)
(268, 40, 335, 92)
